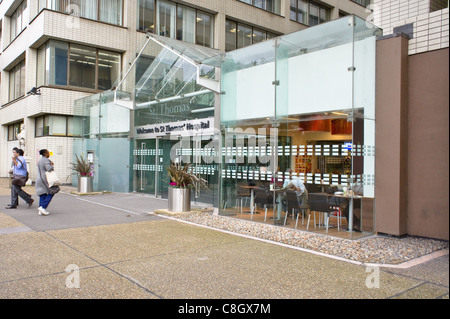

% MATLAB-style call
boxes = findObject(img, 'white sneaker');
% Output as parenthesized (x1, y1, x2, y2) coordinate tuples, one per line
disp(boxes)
(38, 207, 49, 216)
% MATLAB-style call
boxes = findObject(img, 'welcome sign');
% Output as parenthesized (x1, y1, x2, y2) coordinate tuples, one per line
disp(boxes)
(135, 118, 215, 138)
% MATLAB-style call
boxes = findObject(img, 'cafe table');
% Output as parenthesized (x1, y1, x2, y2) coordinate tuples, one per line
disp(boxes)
(240, 185, 260, 217)
(319, 192, 362, 232)
(272, 188, 286, 221)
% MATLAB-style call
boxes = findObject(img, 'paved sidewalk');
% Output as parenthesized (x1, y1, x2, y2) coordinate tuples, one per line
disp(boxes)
(0, 178, 448, 301)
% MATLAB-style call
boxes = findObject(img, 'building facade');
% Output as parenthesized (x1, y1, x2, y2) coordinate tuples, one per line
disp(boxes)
(2, 1, 447, 241)
(0, 0, 370, 184)
(74, 13, 380, 241)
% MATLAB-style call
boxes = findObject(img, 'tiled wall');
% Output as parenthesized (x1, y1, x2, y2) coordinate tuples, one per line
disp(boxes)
(374, 0, 449, 54)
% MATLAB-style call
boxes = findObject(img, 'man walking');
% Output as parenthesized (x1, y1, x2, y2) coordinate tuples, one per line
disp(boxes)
(6, 148, 34, 209)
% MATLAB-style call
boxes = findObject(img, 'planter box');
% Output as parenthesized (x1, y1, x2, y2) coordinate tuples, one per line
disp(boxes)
(78, 176, 93, 193)
(168, 188, 191, 212)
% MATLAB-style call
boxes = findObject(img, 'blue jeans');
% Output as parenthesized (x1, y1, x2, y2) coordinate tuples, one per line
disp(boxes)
(39, 194, 54, 209)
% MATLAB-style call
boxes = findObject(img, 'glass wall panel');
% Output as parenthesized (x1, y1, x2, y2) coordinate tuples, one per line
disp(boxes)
(220, 16, 380, 239)
(130, 36, 220, 205)
(72, 91, 131, 192)
(350, 17, 381, 234)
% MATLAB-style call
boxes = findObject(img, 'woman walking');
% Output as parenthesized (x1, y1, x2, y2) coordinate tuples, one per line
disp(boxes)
(36, 149, 55, 216)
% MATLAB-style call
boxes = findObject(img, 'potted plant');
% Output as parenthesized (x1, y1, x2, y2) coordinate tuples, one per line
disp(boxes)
(166, 162, 208, 212)
(69, 154, 94, 193)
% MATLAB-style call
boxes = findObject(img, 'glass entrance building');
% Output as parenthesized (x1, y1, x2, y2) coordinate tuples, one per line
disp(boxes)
(74, 16, 381, 239)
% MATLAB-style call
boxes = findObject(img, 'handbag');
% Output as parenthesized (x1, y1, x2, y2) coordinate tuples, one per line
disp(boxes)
(46, 170, 61, 187)
(48, 185, 60, 195)
(12, 175, 27, 187)
(15, 158, 29, 182)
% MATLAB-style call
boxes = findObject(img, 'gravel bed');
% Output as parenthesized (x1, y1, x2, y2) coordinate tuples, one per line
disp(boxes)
(172, 212, 449, 265)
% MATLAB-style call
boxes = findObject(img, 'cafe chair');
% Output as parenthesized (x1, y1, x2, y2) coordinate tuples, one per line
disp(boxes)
(253, 187, 272, 222)
(283, 190, 298, 226)
(328, 196, 346, 231)
(296, 189, 310, 228)
(236, 186, 251, 214)
(308, 193, 333, 232)
(284, 190, 310, 229)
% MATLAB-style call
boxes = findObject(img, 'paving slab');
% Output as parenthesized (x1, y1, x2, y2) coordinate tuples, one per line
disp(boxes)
(0, 193, 161, 232)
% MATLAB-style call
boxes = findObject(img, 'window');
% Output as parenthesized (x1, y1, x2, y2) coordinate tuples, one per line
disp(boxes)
(157, 0, 175, 37)
(309, 3, 319, 26)
(238, 0, 281, 15)
(138, 0, 155, 32)
(7, 122, 23, 141)
(69, 44, 96, 89)
(196, 11, 213, 48)
(237, 24, 252, 49)
(97, 50, 121, 90)
(430, 0, 449, 12)
(10, 0, 28, 41)
(225, 19, 278, 51)
(36, 44, 46, 87)
(9, 60, 26, 101)
(35, 115, 74, 137)
(37, 40, 121, 91)
(48, 41, 69, 86)
(177, 5, 195, 43)
(98, 0, 122, 25)
(351, 0, 370, 7)
(290, 0, 330, 26)
(138, 0, 214, 48)
(39, 0, 122, 25)
(225, 20, 237, 52)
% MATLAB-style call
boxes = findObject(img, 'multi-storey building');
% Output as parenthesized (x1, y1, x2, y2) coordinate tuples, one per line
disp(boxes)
(0, 0, 369, 183)
(373, 0, 449, 54)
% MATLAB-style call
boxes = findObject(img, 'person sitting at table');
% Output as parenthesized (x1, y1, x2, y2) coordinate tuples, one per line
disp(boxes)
(282, 170, 305, 196)
(280, 182, 305, 215)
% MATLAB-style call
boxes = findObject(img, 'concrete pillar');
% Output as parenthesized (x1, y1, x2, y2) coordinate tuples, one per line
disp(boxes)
(375, 34, 410, 236)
